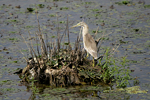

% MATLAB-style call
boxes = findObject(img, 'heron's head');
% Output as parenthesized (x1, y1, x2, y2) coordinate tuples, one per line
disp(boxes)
(71, 21, 86, 28)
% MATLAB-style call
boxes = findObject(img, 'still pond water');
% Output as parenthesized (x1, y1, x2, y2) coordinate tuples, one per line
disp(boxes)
(0, 0, 150, 99)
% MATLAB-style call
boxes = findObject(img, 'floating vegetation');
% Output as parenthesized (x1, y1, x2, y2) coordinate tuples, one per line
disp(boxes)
(25, 25, 34, 29)
(133, 51, 146, 54)
(115, 1, 131, 5)
(59, 21, 65, 24)
(9, 38, 19, 42)
(144, 5, 150, 8)
(119, 39, 128, 44)
(92, 9, 99, 12)
(104, 86, 147, 94)
(49, 14, 55, 17)
(27, 8, 34, 12)
(60, 7, 69, 10)
(85, 2, 94, 5)
(9, 31, 16, 34)
(133, 29, 139, 32)
(7, 19, 19, 23)
(38, 4, 45, 8)
(122, 1, 131, 5)
(13, 61, 18, 63)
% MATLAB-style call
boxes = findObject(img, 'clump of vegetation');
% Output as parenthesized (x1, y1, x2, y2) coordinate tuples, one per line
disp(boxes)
(115, 0, 131, 5)
(60, 7, 69, 10)
(15, 13, 131, 88)
(38, 4, 45, 8)
(27, 8, 34, 12)
(122, 1, 130, 5)
(144, 5, 150, 8)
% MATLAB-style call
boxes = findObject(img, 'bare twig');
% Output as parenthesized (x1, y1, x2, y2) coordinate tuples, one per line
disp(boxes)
(67, 15, 70, 44)
(94, 26, 99, 39)
(97, 32, 112, 53)
(20, 34, 30, 52)
(45, 33, 49, 60)
(29, 43, 40, 66)
(96, 32, 112, 46)
(17, 46, 28, 62)
(97, 32, 105, 53)
(35, 33, 40, 58)
(109, 44, 120, 58)
(60, 22, 67, 50)
(36, 9, 47, 57)
(28, 31, 34, 49)
(36, 9, 42, 35)
(56, 13, 60, 54)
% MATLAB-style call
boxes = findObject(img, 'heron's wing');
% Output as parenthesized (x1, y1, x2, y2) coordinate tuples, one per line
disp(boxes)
(84, 34, 97, 51)
(84, 34, 97, 58)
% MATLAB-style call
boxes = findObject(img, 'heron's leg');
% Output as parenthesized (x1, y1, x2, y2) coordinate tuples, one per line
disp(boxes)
(92, 57, 95, 67)
(86, 53, 89, 58)
(82, 48, 87, 59)
(84, 53, 88, 60)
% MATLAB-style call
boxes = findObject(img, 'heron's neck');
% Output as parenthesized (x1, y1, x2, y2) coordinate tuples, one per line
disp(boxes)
(82, 25, 88, 36)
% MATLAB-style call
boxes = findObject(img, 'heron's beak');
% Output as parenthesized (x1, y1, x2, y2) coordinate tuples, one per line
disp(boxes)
(71, 23, 80, 28)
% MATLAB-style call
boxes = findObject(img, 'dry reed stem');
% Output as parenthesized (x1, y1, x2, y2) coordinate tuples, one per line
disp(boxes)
(36, 11, 47, 58)
(67, 15, 70, 44)
(109, 44, 120, 58)
(28, 31, 38, 59)
(20, 34, 30, 52)
(56, 13, 60, 52)
(27, 36, 40, 65)
(17, 46, 28, 62)
(97, 32, 112, 53)
(94, 26, 99, 39)
(35, 33, 40, 58)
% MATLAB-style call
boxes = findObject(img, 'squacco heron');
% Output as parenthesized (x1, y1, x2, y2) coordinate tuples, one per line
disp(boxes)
(71, 21, 98, 60)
